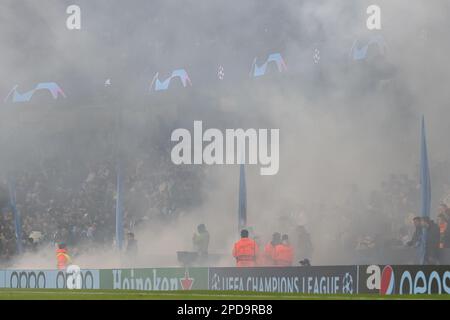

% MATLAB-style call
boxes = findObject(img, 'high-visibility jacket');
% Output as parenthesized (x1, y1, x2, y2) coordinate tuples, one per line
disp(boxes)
(232, 238, 258, 267)
(56, 248, 71, 270)
(273, 243, 294, 266)
(439, 222, 448, 248)
(263, 243, 276, 266)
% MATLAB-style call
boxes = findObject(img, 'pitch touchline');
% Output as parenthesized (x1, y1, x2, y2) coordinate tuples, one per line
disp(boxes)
(0, 290, 426, 300)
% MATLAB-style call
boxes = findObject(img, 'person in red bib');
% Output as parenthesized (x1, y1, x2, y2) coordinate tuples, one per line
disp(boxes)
(56, 242, 72, 270)
(273, 234, 294, 266)
(232, 229, 258, 267)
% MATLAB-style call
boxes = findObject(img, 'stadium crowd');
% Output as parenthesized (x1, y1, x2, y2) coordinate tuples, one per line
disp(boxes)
(0, 152, 202, 266)
(353, 172, 450, 252)
(2, 137, 450, 266)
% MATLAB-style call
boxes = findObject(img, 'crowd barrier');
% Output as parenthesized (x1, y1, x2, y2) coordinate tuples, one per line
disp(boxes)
(1, 265, 449, 295)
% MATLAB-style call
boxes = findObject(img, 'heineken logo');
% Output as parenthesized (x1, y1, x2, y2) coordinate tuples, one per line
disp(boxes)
(112, 268, 195, 291)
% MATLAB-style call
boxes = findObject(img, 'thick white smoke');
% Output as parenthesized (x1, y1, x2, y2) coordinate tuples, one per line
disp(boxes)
(1, 0, 450, 268)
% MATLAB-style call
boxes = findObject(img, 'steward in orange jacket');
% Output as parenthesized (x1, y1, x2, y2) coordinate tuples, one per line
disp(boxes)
(232, 229, 259, 267)
(273, 234, 294, 266)
(263, 232, 281, 266)
(56, 243, 72, 270)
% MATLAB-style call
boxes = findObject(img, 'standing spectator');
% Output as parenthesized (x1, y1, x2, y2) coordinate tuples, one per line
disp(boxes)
(192, 224, 210, 257)
(86, 223, 96, 242)
(406, 217, 422, 247)
(126, 232, 138, 256)
(421, 217, 440, 264)
(293, 225, 313, 261)
(437, 213, 450, 248)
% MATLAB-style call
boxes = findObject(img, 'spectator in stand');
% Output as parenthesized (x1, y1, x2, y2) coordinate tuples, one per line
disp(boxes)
(437, 213, 450, 248)
(293, 225, 313, 261)
(86, 223, 96, 243)
(440, 204, 450, 229)
(439, 203, 450, 217)
(407, 217, 422, 248)
(421, 217, 440, 264)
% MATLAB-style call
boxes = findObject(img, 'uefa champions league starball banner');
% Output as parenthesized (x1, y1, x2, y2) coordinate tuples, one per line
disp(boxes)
(208, 266, 358, 294)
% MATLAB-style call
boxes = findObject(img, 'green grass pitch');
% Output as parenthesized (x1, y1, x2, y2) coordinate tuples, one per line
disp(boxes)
(0, 289, 449, 300)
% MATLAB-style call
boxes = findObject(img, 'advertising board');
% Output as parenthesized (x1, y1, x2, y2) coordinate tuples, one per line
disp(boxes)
(209, 266, 358, 294)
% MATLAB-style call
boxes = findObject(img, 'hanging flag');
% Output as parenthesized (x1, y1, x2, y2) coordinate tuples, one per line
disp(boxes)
(238, 164, 247, 234)
(7, 176, 23, 254)
(115, 164, 124, 250)
(419, 115, 431, 264)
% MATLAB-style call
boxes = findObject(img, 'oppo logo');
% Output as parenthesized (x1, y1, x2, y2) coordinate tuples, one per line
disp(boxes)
(8, 267, 95, 289)
(366, 265, 450, 294)
(9, 271, 46, 288)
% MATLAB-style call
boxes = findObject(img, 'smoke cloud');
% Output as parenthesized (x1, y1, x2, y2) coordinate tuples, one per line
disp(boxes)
(1, 0, 450, 268)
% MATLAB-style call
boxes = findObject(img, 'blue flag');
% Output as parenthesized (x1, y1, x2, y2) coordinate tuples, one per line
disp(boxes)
(7, 176, 23, 254)
(115, 164, 124, 250)
(238, 164, 247, 234)
(419, 116, 431, 264)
